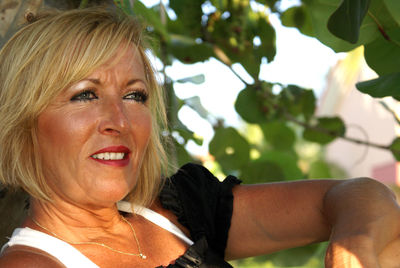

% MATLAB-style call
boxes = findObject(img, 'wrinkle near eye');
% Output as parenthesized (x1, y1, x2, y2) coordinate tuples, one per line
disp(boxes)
(123, 90, 148, 103)
(70, 90, 98, 102)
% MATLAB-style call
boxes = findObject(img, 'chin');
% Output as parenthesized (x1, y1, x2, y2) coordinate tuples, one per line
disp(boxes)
(76, 180, 136, 208)
(97, 186, 134, 204)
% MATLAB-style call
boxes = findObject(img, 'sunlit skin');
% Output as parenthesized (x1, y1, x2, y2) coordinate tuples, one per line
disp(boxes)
(325, 243, 364, 267)
(23, 47, 160, 258)
(36, 47, 152, 209)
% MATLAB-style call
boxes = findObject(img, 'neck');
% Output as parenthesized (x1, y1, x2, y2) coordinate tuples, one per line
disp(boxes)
(27, 198, 147, 260)
(27, 197, 124, 242)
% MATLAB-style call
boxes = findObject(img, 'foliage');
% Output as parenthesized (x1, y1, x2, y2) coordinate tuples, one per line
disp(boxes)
(112, 0, 400, 265)
(114, 0, 399, 167)
(230, 242, 328, 267)
(327, 0, 371, 44)
(111, 0, 400, 265)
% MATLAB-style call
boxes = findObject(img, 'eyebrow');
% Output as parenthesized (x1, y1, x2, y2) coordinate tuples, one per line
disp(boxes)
(85, 78, 100, 84)
(82, 78, 146, 87)
(127, 79, 146, 86)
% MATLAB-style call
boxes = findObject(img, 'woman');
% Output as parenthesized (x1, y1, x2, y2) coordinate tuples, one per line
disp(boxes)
(0, 7, 399, 268)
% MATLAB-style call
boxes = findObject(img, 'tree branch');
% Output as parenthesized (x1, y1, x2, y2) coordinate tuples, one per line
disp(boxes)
(368, 11, 400, 47)
(283, 112, 390, 150)
(380, 101, 400, 126)
(212, 45, 251, 87)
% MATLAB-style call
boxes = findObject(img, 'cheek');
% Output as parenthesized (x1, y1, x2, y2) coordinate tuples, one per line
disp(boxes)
(37, 108, 96, 158)
(130, 108, 152, 148)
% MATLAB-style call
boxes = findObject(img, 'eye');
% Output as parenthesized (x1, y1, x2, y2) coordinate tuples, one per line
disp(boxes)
(124, 90, 148, 104)
(71, 90, 98, 102)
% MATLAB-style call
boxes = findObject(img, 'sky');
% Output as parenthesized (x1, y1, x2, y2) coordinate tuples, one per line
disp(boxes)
(143, 0, 346, 156)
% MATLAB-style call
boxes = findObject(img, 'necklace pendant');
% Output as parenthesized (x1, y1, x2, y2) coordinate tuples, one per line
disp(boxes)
(140, 254, 147, 259)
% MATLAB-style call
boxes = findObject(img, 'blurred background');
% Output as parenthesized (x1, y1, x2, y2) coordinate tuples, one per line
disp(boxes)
(1, 0, 400, 266)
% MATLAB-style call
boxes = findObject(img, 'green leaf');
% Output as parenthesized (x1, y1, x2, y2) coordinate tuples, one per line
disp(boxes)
(258, 151, 303, 180)
(280, 5, 314, 37)
(175, 126, 203, 146)
(237, 52, 262, 79)
(132, 1, 169, 39)
(383, 0, 400, 26)
(308, 160, 332, 178)
(256, 15, 277, 63)
(169, 0, 204, 38)
(303, 117, 346, 145)
(279, 86, 316, 121)
(319, 0, 342, 4)
(165, 81, 181, 127)
(303, 0, 379, 52)
(265, 243, 323, 266)
(301, 89, 317, 121)
(114, 0, 134, 15)
(79, 0, 89, 9)
(327, 0, 371, 44)
(209, 127, 250, 173)
(279, 85, 307, 117)
(235, 87, 266, 124)
(239, 160, 285, 183)
(183, 96, 209, 120)
(356, 72, 400, 99)
(173, 140, 194, 166)
(260, 121, 296, 151)
(369, 0, 400, 31)
(176, 74, 205, 84)
(114, 1, 169, 40)
(389, 137, 400, 161)
(234, 11, 276, 77)
(209, 0, 228, 10)
(168, 34, 214, 63)
(364, 28, 400, 75)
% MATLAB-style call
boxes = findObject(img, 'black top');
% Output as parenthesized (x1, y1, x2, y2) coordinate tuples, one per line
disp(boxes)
(158, 163, 241, 268)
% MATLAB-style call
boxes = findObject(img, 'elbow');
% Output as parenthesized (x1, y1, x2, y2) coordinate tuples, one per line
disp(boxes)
(322, 177, 398, 224)
(327, 177, 396, 201)
(344, 177, 396, 200)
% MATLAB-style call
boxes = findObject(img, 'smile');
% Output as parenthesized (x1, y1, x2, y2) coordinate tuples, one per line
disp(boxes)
(90, 146, 131, 167)
(92, 152, 125, 160)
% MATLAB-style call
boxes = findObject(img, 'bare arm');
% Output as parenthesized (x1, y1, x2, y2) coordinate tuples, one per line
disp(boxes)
(225, 178, 400, 267)
(225, 179, 336, 259)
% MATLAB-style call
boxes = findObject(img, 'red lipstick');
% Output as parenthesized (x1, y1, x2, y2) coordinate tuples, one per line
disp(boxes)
(90, 146, 131, 167)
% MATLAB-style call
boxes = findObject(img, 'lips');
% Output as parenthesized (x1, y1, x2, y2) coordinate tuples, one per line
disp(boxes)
(90, 146, 131, 167)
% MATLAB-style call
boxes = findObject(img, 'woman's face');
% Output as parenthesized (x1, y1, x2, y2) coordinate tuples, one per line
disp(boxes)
(37, 47, 152, 207)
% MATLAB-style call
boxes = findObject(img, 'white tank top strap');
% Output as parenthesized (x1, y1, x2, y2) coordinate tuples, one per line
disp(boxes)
(1, 227, 99, 268)
(117, 201, 194, 246)
(1, 202, 193, 267)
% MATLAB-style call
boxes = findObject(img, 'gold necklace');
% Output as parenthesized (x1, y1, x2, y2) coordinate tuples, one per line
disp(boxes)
(30, 216, 146, 259)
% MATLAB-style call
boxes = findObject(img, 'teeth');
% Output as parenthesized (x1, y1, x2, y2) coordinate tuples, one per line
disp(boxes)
(92, 152, 125, 160)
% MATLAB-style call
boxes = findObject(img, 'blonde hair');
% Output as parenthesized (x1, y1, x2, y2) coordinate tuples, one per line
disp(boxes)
(0, 7, 169, 207)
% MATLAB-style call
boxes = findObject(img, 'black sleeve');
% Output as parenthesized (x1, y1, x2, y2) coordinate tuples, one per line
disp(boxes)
(159, 163, 241, 258)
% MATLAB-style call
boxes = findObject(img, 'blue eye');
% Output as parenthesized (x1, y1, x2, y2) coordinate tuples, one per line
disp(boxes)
(124, 90, 148, 103)
(71, 90, 98, 102)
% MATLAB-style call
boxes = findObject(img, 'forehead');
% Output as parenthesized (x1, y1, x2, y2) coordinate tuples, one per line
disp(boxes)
(89, 46, 147, 80)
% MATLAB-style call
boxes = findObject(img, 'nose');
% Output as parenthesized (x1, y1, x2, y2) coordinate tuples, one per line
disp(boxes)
(98, 98, 129, 136)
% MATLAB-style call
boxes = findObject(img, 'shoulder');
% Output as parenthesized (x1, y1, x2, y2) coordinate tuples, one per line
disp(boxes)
(168, 163, 241, 188)
(0, 245, 65, 268)
(162, 163, 241, 214)
(161, 163, 241, 257)
(170, 163, 213, 179)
